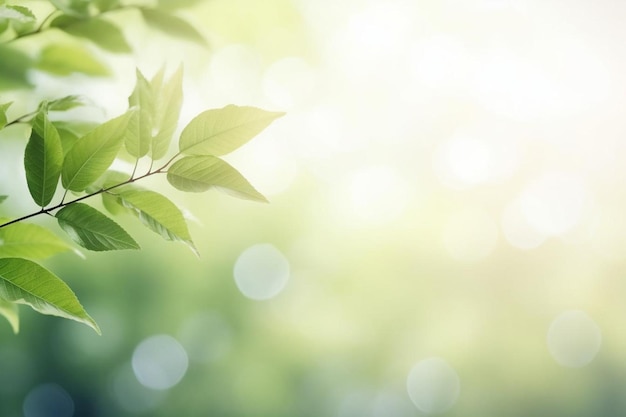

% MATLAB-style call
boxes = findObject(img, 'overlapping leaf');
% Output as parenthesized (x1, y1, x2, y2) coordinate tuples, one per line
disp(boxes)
(0, 5, 36, 35)
(51, 15, 131, 53)
(56, 203, 139, 251)
(116, 189, 196, 255)
(167, 155, 267, 201)
(179, 105, 285, 156)
(24, 111, 63, 206)
(61, 110, 133, 191)
(140, 8, 207, 46)
(125, 69, 153, 158)
(48, 0, 90, 18)
(0, 257, 99, 333)
(151, 65, 182, 159)
(0, 219, 73, 259)
(0, 298, 18, 333)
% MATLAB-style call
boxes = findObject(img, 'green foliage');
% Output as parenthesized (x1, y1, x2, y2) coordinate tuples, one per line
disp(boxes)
(0, 0, 284, 333)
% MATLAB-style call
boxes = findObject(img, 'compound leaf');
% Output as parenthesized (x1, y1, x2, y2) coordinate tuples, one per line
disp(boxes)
(56, 203, 139, 251)
(179, 105, 284, 156)
(167, 155, 267, 202)
(0, 257, 99, 333)
(24, 111, 63, 206)
(61, 110, 133, 191)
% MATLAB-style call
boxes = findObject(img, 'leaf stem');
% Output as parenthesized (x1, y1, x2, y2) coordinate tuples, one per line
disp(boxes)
(0, 157, 175, 230)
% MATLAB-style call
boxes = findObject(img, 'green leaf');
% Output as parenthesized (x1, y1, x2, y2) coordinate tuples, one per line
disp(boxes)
(0, 257, 99, 333)
(179, 105, 285, 156)
(94, 0, 119, 12)
(53, 120, 98, 155)
(140, 8, 207, 46)
(0, 220, 73, 259)
(157, 0, 204, 10)
(36, 44, 110, 76)
(52, 15, 131, 53)
(0, 196, 6, 204)
(24, 111, 64, 207)
(48, 0, 91, 17)
(47, 95, 84, 111)
(0, 45, 33, 90)
(151, 65, 183, 159)
(116, 189, 196, 255)
(167, 155, 267, 202)
(0, 5, 36, 35)
(0, 298, 18, 333)
(56, 203, 139, 251)
(61, 110, 133, 191)
(0, 101, 11, 129)
(125, 69, 153, 158)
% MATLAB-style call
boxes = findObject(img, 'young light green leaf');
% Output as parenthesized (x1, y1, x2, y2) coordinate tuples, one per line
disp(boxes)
(0, 298, 18, 333)
(0, 101, 11, 130)
(179, 105, 285, 156)
(0, 257, 100, 333)
(36, 44, 110, 76)
(48, 0, 90, 17)
(53, 120, 99, 155)
(116, 189, 196, 255)
(56, 203, 139, 251)
(0, 220, 73, 259)
(47, 95, 84, 111)
(125, 69, 153, 158)
(140, 8, 207, 46)
(167, 155, 267, 202)
(0, 5, 35, 34)
(151, 65, 183, 159)
(24, 111, 63, 207)
(52, 15, 132, 53)
(61, 110, 133, 191)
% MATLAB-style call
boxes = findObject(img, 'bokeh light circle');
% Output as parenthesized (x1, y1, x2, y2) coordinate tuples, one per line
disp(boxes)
(132, 334, 189, 390)
(547, 310, 601, 368)
(407, 357, 460, 414)
(23, 383, 74, 417)
(234, 243, 290, 300)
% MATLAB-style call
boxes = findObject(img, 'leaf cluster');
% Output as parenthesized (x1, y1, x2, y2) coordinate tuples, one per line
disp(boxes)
(0, 67, 284, 333)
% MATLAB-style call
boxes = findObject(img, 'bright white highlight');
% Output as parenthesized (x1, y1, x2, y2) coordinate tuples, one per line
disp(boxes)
(407, 357, 460, 414)
(346, 166, 411, 225)
(234, 243, 290, 300)
(132, 334, 189, 390)
(442, 208, 499, 261)
(23, 384, 74, 417)
(519, 172, 589, 237)
(547, 310, 601, 368)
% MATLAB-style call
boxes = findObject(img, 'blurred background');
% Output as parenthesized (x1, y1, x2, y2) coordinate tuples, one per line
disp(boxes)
(2, 0, 626, 415)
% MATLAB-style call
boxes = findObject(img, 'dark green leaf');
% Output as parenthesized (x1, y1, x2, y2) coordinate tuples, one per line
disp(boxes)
(36, 44, 110, 76)
(125, 69, 153, 158)
(0, 45, 33, 90)
(167, 155, 267, 202)
(0, 219, 73, 259)
(151, 65, 183, 159)
(116, 189, 197, 255)
(24, 111, 63, 206)
(61, 110, 133, 191)
(140, 8, 207, 46)
(0, 101, 11, 129)
(52, 15, 131, 53)
(0, 298, 18, 333)
(179, 105, 285, 156)
(56, 203, 139, 251)
(0, 257, 99, 333)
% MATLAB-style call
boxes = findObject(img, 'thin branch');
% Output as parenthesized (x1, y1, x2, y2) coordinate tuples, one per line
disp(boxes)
(0, 158, 173, 230)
